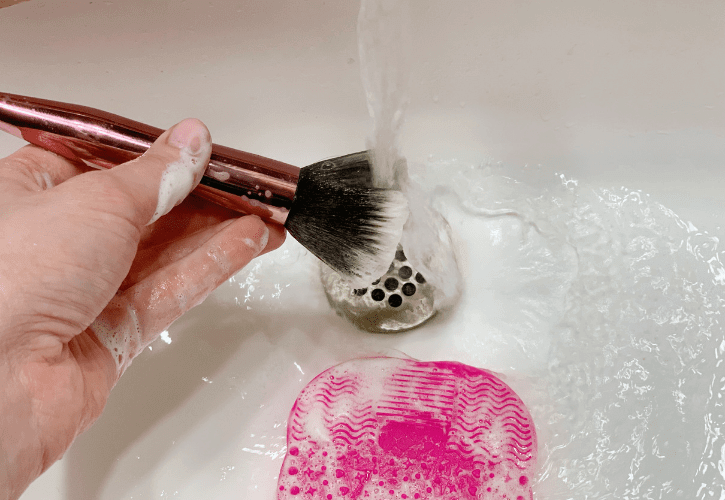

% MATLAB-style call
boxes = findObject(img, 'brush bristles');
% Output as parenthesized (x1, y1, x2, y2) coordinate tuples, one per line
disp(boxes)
(285, 154, 409, 284)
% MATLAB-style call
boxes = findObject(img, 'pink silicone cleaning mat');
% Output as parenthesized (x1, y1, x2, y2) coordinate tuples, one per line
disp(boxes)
(277, 357, 537, 500)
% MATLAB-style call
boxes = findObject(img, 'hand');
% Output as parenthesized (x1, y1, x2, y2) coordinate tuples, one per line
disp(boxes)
(0, 119, 286, 500)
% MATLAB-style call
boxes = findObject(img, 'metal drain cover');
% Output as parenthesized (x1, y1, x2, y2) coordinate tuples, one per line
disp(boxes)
(320, 245, 436, 333)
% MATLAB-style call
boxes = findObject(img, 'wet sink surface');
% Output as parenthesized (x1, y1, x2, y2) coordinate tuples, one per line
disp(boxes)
(2, 0, 724, 498)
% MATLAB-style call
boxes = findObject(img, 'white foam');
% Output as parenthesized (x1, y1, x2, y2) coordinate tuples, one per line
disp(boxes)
(88, 296, 144, 377)
(147, 140, 211, 225)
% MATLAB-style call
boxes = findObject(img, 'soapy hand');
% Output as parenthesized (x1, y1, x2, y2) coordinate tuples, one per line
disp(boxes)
(0, 119, 286, 500)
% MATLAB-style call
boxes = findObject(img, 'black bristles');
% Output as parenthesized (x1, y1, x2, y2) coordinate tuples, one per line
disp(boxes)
(306, 150, 374, 186)
(285, 151, 408, 283)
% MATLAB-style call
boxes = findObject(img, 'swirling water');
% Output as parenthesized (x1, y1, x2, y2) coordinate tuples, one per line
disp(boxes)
(412, 157, 725, 498)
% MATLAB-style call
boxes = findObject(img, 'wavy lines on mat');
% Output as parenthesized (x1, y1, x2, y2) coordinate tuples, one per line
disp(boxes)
(457, 390, 512, 408)
(457, 381, 514, 400)
(466, 428, 534, 464)
(448, 386, 535, 468)
(329, 408, 377, 447)
(467, 440, 497, 459)
(488, 399, 524, 411)
(498, 424, 532, 443)
(290, 418, 306, 441)
(502, 417, 532, 430)
(286, 375, 364, 442)
(458, 375, 510, 393)
(307, 379, 360, 410)
(459, 401, 529, 425)
(455, 418, 492, 434)
(331, 418, 378, 434)
(448, 438, 486, 457)
(313, 375, 357, 392)
(504, 445, 535, 465)
(331, 428, 376, 446)
(328, 403, 374, 421)
(288, 397, 314, 440)
(467, 430, 490, 443)
(326, 375, 357, 387)
(311, 383, 357, 403)
(507, 436, 534, 454)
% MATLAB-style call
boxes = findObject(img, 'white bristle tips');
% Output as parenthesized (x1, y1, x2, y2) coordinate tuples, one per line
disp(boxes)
(345, 190, 409, 287)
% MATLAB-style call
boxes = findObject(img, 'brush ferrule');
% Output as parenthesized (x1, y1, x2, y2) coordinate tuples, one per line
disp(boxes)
(0, 92, 299, 224)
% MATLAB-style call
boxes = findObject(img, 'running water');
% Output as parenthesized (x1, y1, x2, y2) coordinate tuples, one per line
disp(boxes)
(357, 0, 411, 190)
(357, 0, 462, 308)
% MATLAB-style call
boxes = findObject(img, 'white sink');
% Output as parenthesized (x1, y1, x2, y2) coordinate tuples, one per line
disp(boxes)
(2, 1, 724, 498)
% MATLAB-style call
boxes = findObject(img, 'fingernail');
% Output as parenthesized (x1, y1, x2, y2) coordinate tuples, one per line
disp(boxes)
(168, 119, 208, 154)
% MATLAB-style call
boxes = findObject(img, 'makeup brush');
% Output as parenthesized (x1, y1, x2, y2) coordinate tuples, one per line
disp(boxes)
(0, 92, 408, 284)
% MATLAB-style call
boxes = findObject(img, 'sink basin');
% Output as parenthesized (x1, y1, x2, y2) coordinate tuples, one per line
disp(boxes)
(2, 1, 724, 498)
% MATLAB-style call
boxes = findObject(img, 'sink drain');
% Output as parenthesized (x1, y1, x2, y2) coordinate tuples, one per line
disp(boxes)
(321, 244, 436, 333)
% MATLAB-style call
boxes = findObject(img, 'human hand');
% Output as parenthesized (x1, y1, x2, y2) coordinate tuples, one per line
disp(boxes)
(0, 119, 286, 500)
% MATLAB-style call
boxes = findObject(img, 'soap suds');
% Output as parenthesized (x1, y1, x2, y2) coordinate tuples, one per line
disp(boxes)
(147, 143, 210, 225)
(88, 296, 143, 377)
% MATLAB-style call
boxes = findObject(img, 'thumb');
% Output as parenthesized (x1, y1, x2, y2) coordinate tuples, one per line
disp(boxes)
(102, 118, 212, 227)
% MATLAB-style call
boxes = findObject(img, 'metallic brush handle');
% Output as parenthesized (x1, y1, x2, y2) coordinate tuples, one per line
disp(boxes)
(0, 92, 300, 224)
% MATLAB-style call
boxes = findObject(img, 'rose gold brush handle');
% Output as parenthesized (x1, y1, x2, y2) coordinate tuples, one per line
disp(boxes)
(0, 92, 300, 224)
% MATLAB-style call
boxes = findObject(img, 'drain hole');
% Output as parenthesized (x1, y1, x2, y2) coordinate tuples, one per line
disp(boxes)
(395, 249, 406, 261)
(353, 288, 368, 296)
(372, 278, 381, 285)
(388, 294, 403, 307)
(398, 266, 413, 280)
(415, 272, 426, 284)
(384, 278, 399, 291)
(371, 289, 385, 301)
(402, 283, 416, 296)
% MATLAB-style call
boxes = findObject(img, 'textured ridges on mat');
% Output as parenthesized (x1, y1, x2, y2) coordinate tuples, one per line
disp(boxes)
(278, 357, 537, 500)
